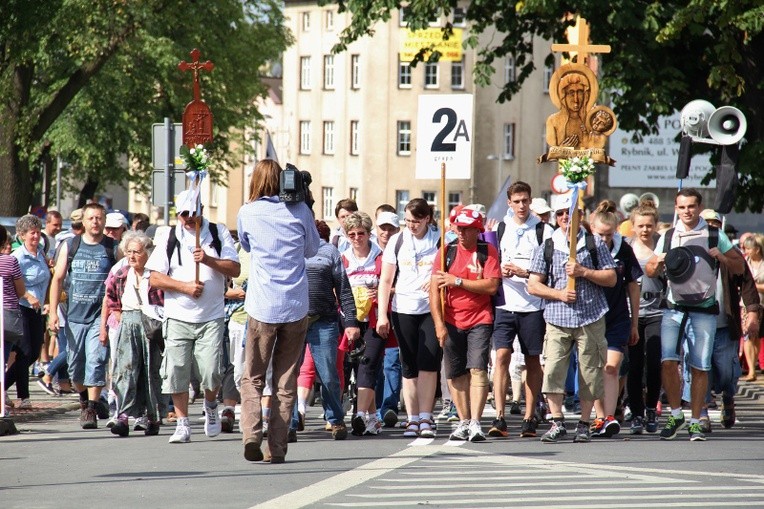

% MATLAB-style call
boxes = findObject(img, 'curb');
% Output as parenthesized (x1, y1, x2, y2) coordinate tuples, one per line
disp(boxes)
(7, 402, 81, 424)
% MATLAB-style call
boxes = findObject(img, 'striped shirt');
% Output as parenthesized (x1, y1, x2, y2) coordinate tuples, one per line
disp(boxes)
(0, 254, 22, 309)
(306, 241, 357, 326)
(237, 196, 320, 323)
(529, 227, 615, 328)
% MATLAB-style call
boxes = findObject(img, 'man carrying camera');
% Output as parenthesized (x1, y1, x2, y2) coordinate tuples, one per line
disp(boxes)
(237, 160, 320, 464)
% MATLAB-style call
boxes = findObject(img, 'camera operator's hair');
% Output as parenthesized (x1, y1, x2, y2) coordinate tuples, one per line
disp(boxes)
(249, 159, 281, 201)
(344, 212, 372, 233)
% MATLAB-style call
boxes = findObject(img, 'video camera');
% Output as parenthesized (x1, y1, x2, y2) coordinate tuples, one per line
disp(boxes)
(279, 163, 314, 208)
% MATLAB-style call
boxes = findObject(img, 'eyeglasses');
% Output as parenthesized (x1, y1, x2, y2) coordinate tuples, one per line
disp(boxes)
(404, 218, 425, 225)
(347, 231, 368, 238)
(555, 210, 569, 217)
(179, 211, 192, 218)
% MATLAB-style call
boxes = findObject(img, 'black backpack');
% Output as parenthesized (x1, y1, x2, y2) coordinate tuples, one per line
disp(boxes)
(541, 232, 599, 287)
(444, 239, 489, 272)
(166, 223, 222, 266)
(496, 220, 546, 263)
(66, 235, 116, 274)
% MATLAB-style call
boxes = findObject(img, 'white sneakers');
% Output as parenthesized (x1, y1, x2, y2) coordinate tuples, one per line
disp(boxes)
(468, 419, 486, 442)
(204, 404, 221, 437)
(168, 425, 191, 443)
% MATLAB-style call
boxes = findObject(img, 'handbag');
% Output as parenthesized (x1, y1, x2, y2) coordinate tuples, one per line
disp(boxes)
(3, 307, 26, 345)
(133, 277, 164, 347)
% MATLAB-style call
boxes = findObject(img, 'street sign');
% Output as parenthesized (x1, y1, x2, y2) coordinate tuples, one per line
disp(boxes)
(151, 170, 188, 207)
(416, 94, 473, 180)
(551, 173, 569, 194)
(152, 123, 187, 170)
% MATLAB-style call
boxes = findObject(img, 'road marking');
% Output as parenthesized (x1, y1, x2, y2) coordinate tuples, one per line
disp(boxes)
(407, 437, 434, 446)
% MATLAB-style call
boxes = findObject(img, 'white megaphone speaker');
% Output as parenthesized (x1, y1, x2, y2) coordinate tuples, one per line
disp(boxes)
(680, 100, 715, 140)
(619, 193, 639, 215)
(708, 106, 747, 145)
(639, 192, 660, 209)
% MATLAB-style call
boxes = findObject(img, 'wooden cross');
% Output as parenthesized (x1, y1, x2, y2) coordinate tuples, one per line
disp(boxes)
(178, 48, 214, 103)
(551, 17, 610, 65)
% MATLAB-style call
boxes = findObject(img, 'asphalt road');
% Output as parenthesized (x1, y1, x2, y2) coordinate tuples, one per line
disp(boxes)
(2, 382, 764, 509)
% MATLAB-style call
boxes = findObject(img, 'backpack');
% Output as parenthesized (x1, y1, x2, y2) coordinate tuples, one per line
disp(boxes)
(444, 239, 489, 273)
(392, 232, 441, 286)
(542, 232, 599, 288)
(496, 221, 545, 263)
(66, 235, 116, 274)
(662, 225, 719, 308)
(166, 222, 221, 266)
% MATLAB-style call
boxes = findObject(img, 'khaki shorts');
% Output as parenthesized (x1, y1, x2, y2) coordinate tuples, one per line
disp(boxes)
(161, 317, 225, 394)
(542, 317, 607, 402)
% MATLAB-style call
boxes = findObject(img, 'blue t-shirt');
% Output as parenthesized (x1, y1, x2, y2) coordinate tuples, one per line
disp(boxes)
(67, 237, 114, 324)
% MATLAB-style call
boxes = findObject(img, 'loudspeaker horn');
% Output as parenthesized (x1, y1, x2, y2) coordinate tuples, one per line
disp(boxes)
(680, 100, 715, 140)
(619, 193, 640, 215)
(708, 106, 747, 145)
(639, 192, 660, 209)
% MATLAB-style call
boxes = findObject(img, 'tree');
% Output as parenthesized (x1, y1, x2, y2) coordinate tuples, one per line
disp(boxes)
(329, 0, 764, 211)
(0, 0, 291, 215)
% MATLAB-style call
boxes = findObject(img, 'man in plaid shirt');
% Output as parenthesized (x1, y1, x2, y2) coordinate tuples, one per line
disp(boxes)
(528, 195, 616, 443)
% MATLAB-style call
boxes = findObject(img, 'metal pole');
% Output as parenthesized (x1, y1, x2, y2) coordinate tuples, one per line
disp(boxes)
(1, 276, 6, 418)
(164, 118, 175, 225)
(56, 157, 62, 210)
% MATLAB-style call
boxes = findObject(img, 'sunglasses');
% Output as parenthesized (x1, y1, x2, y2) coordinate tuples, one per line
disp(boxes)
(555, 209, 569, 217)
(179, 211, 193, 218)
(347, 231, 368, 238)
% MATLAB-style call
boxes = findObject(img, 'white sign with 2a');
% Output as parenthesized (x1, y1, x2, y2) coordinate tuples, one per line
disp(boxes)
(416, 94, 473, 180)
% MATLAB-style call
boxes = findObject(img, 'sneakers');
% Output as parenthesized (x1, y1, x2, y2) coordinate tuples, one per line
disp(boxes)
(95, 399, 110, 420)
(446, 402, 459, 422)
(520, 417, 539, 438)
(220, 407, 235, 433)
(204, 404, 221, 437)
(244, 440, 263, 461)
(80, 407, 97, 429)
(437, 400, 453, 419)
(331, 422, 348, 440)
(659, 413, 687, 440)
(488, 416, 509, 438)
(468, 420, 486, 442)
(18, 398, 32, 409)
(106, 415, 117, 429)
(645, 408, 658, 433)
(403, 420, 419, 438)
(365, 416, 382, 436)
(721, 398, 736, 429)
(288, 429, 298, 443)
(573, 421, 590, 443)
(508, 401, 521, 415)
(133, 416, 148, 432)
(37, 379, 60, 396)
(449, 420, 470, 441)
(590, 417, 606, 437)
(541, 420, 567, 443)
(351, 414, 366, 436)
(603, 416, 621, 437)
(630, 415, 644, 435)
(536, 400, 551, 423)
(382, 409, 398, 428)
(699, 415, 712, 434)
(169, 424, 191, 443)
(144, 420, 161, 436)
(688, 422, 707, 441)
(111, 414, 130, 437)
(418, 418, 435, 438)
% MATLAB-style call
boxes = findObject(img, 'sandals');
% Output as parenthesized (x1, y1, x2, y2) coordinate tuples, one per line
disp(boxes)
(419, 418, 435, 438)
(403, 420, 419, 437)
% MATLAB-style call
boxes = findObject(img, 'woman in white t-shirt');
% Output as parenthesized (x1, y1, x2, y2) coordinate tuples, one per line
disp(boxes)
(376, 199, 441, 438)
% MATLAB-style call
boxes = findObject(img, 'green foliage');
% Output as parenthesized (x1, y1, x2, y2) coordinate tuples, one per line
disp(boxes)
(328, 0, 764, 212)
(0, 0, 291, 213)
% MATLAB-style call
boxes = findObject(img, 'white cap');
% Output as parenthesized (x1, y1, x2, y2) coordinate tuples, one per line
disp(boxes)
(176, 189, 200, 215)
(463, 203, 486, 218)
(551, 194, 573, 212)
(376, 211, 400, 228)
(105, 212, 126, 229)
(530, 198, 552, 215)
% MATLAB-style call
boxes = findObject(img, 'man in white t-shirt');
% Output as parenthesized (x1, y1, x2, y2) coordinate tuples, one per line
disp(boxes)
(146, 190, 240, 444)
(490, 182, 553, 439)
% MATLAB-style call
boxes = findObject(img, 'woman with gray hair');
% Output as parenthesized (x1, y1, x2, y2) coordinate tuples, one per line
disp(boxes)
(103, 231, 164, 437)
(8, 215, 49, 408)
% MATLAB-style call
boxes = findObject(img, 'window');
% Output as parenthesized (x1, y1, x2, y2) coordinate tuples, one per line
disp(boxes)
(323, 121, 335, 155)
(349, 187, 358, 202)
(422, 191, 436, 204)
(503, 123, 516, 160)
(302, 12, 310, 32)
(300, 121, 311, 154)
(323, 55, 335, 89)
(397, 121, 412, 155)
(543, 63, 554, 93)
(448, 192, 462, 214)
(322, 187, 334, 220)
(350, 54, 360, 89)
(395, 190, 410, 218)
(398, 59, 412, 88)
(424, 62, 439, 88)
(453, 7, 466, 26)
(505, 55, 516, 84)
(350, 120, 359, 155)
(300, 56, 311, 90)
(210, 182, 219, 208)
(451, 59, 465, 89)
(325, 10, 334, 30)
(398, 7, 408, 26)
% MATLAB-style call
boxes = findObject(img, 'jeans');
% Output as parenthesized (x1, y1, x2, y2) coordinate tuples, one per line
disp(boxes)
(565, 349, 580, 401)
(661, 308, 716, 371)
(47, 329, 70, 381)
(304, 319, 345, 425)
(683, 327, 741, 403)
(375, 347, 402, 417)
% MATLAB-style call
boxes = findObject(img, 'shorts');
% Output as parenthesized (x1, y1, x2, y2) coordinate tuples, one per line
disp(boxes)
(492, 308, 545, 356)
(660, 308, 716, 371)
(542, 318, 606, 401)
(66, 320, 109, 387)
(161, 317, 225, 394)
(391, 312, 441, 378)
(443, 323, 492, 380)
(605, 318, 631, 353)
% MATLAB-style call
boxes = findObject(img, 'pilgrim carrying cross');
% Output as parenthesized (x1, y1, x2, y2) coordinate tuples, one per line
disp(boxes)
(178, 48, 214, 147)
(551, 17, 611, 65)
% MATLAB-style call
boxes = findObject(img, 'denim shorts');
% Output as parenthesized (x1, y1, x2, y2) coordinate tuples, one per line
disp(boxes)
(66, 320, 109, 387)
(660, 308, 716, 371)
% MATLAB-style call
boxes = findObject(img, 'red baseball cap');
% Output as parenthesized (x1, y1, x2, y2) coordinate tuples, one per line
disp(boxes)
(452, 209, 484, 232)
(449, 204, 465, 223)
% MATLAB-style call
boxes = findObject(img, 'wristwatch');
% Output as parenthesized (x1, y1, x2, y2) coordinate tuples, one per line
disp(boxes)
(454, 277, 463, 287)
